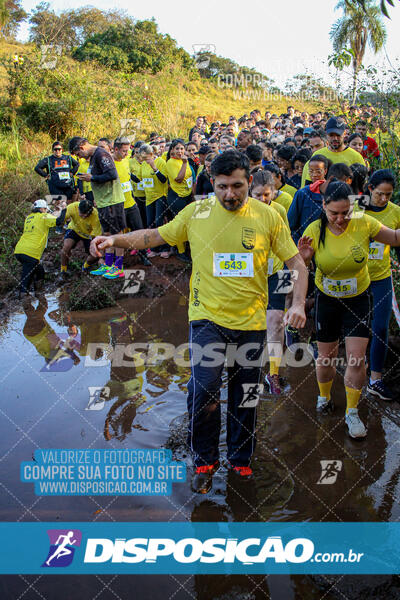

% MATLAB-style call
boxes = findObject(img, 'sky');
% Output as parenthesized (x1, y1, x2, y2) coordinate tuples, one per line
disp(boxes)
(18, 0, 400, 89)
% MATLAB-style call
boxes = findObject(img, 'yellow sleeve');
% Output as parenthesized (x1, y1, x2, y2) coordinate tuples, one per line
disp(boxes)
(158, 204, 191, 246)
(302, 222, 318, 251)
(156, 157, 167, 176)
(269, 211, 298, 262)
(45, 215, 57, 228)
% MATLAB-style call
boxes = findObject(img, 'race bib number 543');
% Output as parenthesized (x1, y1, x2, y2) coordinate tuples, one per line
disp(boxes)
(213, 253, 254, 277)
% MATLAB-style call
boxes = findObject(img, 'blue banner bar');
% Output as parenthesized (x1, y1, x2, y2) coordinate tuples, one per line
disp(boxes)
(1, 522, 399, 574)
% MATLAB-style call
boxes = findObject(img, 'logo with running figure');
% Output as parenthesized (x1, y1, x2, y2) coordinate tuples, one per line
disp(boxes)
(242, 227, 256, 250)
(317, 460, 342, 485)
(42, 529, 82, 567)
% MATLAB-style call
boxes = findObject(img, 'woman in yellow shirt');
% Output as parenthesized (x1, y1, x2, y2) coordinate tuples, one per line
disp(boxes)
(137, 143, 169, 258)
(14, 198, 66, 297)
(165, 139, 194, 262)
(165, 139, 193, 218)
(298, 181, 400, 439)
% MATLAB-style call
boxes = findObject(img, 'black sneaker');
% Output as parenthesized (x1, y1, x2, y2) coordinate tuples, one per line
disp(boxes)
(367, 379, 393, 401)
(191, 461, 219, 494)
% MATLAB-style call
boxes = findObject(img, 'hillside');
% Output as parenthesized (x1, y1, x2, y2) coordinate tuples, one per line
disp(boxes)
(0, 40, 321, 171)
(0, 39, 321, 294)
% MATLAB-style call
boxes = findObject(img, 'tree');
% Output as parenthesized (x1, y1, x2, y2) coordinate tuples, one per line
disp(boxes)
(28, 3, 131, 50)
(330, 0, 387, 104)
(0, 0, 27, 38)
(194, 51, 272, 88)
(353, 0, 398, 18)
(74, 19, 194, 74)
(29, 2, 76, 49)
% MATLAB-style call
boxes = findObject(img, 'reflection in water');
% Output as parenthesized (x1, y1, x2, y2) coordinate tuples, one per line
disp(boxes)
(6, 292, 400, 599)
(103, 315, 146, 441)
(23, 297, 81, 372)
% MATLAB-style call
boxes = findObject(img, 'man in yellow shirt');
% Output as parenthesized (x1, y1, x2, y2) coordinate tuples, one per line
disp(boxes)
(301, 118, 365, 187)
(60, 198, 102, 276)
(90, 150, 308, 493)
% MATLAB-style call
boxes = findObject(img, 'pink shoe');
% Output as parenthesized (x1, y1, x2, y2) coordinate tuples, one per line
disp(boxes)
(147, 250, 157, 258)
(160, 251, 170, 259)
(130, 249, 138, 256)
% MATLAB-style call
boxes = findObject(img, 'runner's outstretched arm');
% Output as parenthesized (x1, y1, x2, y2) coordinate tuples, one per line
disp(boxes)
(90, 229, 166, 257)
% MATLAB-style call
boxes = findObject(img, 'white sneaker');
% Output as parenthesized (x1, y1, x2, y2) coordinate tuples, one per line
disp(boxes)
(345, 408, 367, 439)
(316, 396, 333, 412)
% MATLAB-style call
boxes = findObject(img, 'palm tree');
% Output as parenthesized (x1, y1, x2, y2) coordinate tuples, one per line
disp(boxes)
(330, 0, 387, 104)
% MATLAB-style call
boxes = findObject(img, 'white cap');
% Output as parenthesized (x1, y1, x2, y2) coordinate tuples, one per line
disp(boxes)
(33, 199, 48, 209)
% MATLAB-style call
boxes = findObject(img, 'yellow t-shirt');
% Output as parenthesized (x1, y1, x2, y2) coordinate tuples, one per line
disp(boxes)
(362, 201, 400, 281)
(65, 202, 101, 239)
(158, 196, 298, 330)
(129, 156, 145, 198)
(139, 157, 168, 205)
(24, 322, 55, 360)
(115, 157, 135, 209)
(274, 190, 293, 213)
(76, 157, 92, 194)
(14, 212, 57, 260)
(303, 213, 382, 298)
(281, 183, 297, 198)
(301, 147, 365, 188)
(165, 158, 193, 197)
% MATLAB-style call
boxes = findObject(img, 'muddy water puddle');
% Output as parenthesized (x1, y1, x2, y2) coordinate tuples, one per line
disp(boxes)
(1, 290, 399, 599)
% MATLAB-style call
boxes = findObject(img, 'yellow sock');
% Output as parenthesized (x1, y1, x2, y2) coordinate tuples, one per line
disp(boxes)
(61, 265, 67, 272)
(345, 386, 362, 414)
(318, 380, 333, 400)
(269, 356, 281, 376)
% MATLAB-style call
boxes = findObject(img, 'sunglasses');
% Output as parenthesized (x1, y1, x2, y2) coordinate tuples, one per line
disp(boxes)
(54, 147, 62, 151)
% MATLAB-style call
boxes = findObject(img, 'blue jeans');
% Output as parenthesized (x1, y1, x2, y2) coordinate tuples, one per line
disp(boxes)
(370, 276, 392, 373)
(187, 319, 266, 467)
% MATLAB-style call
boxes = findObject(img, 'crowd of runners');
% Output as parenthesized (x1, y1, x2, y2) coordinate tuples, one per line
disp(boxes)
(14, 103, 400, 492)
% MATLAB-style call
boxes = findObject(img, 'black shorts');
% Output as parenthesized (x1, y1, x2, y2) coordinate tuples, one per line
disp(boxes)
(64, 229, 90, 253)
(267, 272, 289, 311)
(98, 202, 126, 235)
(315, 288, 372, 342)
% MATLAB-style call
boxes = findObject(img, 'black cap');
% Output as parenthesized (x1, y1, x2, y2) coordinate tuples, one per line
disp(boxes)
(325, 117, 345, 135)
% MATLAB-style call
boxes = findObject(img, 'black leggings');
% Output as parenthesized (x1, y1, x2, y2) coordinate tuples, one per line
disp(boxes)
(15, 254, 45, 294)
